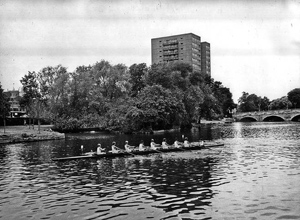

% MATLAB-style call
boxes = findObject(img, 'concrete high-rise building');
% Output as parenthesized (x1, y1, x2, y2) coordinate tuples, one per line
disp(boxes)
(201, 42, 211, 76)
(151, 33, 211, 76)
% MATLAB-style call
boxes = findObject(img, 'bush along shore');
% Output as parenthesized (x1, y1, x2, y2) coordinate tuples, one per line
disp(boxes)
(0, 125, 65, 144)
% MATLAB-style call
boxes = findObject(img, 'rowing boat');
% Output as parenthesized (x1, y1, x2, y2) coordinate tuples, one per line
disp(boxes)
(52, 142, 224, 161)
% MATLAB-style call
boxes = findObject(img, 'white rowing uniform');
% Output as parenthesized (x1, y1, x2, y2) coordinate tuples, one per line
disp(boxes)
(183, 140, 190, 148)
(111, 145, 120, 153)
(125, 144, 133, 152)
(174, 140, 181, 148)
(139, 143, 146, 151)
(162, 141, 169, 149)
(150, 141, 158, 150)
(97, 146, 105, 155)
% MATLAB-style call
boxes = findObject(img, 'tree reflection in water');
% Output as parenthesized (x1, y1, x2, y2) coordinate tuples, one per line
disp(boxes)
(49, 153, 222, 215)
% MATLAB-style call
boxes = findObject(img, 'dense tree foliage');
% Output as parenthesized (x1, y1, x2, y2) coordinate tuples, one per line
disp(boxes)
(19, 71, 41, 124)
(129, 63, 147, 97)
(0, 83, 10, 118)
(210, 80, 236, 117)
(238, 92, 270, 112)
(287, 88, 300, 108)
(237, 89, 300, 112)
(20, 60, 235, 132)
(269, 96, 292, 110)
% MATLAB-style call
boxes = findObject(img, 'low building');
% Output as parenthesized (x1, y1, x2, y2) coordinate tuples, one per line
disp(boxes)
(4, 89, 26, 118)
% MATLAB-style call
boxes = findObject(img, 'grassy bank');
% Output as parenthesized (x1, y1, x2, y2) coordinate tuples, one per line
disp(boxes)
(0, 125, 65, 144)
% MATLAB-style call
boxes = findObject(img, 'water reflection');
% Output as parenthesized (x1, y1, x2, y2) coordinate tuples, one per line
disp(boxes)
(221, 122, 300, 140)
(0, 122, 300, 219)
(52, 154, 222, 219)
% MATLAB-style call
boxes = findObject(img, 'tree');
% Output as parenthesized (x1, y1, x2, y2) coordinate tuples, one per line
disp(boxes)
(211, 81, 235, 117)
(287, 88, 300, 108)
(189, 71, 205, 86)
(146, 63, 174, 89)
(183, 86, 205, 123)
(92, 60, 130, 100)
(238, 92, 264, 112)
(20, 71, 39, 103)
(0, 83, 10, 132)
(20, 71, 40, 127)
(136, 85, 185, 130)
(169, 61, 192, 78)
(201, 75, 236, 117)
(37, 65, 70, 120)
(129, 63, 147, 97)
(259, 96, 270, 111)
(269, 96, 292, 110)
(17, 59, 238, 132)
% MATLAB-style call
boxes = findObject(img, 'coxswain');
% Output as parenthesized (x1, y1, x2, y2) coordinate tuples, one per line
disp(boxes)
(139, 140, 147, 151)
(124, 141, 135, 152)
(97, 143, 105, 155)
(111, 142, 121, 153)
(81, 145, 84, 154)
(183, 137, 190, 148)
(161, 138, 171, 149)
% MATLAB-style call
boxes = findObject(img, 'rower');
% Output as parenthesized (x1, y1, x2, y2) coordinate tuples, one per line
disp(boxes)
(183, 137, 190, 148)
(97, 143, 105, 155)
(174, 139, 182, 148)
(124, 141, 135, 152)
(139, 140, 147, 151)
(161, 138, 171, 149)
(200, 140, 205, 147)
(111, 142, 121, 153)
(150, 139, 160, 150)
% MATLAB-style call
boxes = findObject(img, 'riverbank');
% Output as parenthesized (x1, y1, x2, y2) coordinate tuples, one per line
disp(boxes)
(200, 119, 224, 124)
(0, 125, 65, 144)
(192, 120, 224, 128)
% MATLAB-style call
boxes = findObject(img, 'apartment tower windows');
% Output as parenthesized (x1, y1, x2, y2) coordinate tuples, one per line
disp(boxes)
(151, 33, 211, 76)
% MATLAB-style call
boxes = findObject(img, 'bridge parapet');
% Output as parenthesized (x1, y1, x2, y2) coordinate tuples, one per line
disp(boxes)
(233, 108, 300, 122)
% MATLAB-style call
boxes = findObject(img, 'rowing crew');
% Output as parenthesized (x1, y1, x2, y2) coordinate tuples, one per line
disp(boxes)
(96, 137, 204, 155)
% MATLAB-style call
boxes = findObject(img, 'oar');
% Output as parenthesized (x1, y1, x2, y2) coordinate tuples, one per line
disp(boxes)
(176, 146, 187, 151)
(125, 150, 136, 157)
(153, 148, 164, 153)
(153, 144, 177, 153)
(151, 144, 164, 153)
(176, 142, 199, 151)
(116, 146, 136, 157)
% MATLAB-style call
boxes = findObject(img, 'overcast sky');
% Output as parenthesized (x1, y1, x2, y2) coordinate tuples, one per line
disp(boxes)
(0, 0, 299, 102)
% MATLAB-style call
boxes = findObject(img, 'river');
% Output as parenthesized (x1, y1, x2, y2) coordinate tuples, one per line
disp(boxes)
(0, 122, 299, 219)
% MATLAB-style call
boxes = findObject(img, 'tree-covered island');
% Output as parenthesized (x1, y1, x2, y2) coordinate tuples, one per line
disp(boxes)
(16, 60, 236, 133)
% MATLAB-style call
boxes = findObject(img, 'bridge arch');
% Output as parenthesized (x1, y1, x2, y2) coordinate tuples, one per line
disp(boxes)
(262, 115, 285, 122)
(291, 114, 300, 122)
(240, 117, 258, 122)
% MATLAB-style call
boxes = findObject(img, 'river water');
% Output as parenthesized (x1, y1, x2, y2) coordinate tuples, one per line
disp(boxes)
(0, 122, 299, 220)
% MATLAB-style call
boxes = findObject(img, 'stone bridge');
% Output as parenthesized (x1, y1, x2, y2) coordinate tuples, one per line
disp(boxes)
(233, 109, 300, 122)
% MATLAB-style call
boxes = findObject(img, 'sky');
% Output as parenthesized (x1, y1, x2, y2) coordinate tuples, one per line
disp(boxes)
(0, 0, 299, 102)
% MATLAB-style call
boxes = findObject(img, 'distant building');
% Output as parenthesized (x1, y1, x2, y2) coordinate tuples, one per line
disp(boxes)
(151, 33, 210, 76)
(4, 89, 26, 118)
(201, 42, 211, 76)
